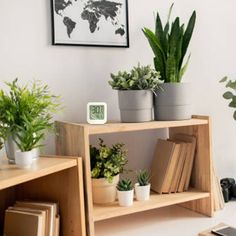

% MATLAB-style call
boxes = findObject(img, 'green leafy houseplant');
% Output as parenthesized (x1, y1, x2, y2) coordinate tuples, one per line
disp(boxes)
(90, 138, 128, 183)
(117, 178, 133, 191)
(220, 76, 236, 120)
(142, 4, 196, 83)
(108, 64, 162, 93)
(0, 78, 60, 152)
(137, 169, 150, 186)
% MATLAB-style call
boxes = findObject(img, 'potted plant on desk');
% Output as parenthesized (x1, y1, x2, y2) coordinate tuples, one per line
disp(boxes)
(117, 178, 134, 207)
(143, 4, 196, 120)
(0, 79, 60, 164)
(108, 64, 162, 122)
(135, 169, 151, 201)
(90, 138, 128, 204)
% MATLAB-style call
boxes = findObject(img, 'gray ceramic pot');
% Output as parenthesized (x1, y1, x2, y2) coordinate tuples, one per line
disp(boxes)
(118, 90, 153, 122)
(154, 83, 192, 121)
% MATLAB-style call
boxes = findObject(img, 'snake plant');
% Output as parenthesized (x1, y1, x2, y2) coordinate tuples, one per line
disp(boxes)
(142, 4, 196, 83)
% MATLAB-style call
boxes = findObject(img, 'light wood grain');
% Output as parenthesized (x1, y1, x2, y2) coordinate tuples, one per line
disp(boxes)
(56, 122, 95, 236)
(0, 156, 86, 236)
(169, 115, 213, 216)
(0, 157, 77, 190)
(56, 116, 214, 236)
(93, 189, 210, 221)
(57, 119, 208, 135)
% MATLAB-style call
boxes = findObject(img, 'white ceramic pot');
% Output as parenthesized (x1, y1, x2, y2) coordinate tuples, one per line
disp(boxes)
(92, 174, 119, 204)
(117, 189, 134, 207)
(135, 183, 151, 201)
(15, 150, 34, 169)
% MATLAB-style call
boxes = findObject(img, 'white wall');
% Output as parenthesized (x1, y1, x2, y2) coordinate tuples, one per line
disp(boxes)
(0, 0, 236, 178)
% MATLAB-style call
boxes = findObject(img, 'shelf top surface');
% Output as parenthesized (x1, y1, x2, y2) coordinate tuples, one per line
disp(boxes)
(0, 156, 78, 190)
(58, 118, 208, 135)
(93, 189, 210, 221)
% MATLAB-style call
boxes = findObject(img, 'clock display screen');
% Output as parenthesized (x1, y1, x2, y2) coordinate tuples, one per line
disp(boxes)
(90, 105, 104, 120)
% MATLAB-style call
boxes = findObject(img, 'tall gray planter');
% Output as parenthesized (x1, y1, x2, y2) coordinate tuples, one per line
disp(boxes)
(118, 90, 153, 122)
(5, 135, 18, 164)
(154, 83, 191, 121)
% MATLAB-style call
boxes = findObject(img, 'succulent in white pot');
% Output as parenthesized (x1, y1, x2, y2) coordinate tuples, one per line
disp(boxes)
(90, 138, 128, 204)
(117, 178, 134, 207)
(135, 169, 151, 201)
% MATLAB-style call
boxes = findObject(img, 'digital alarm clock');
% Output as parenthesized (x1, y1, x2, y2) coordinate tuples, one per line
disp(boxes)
(87, 102, 107, 124)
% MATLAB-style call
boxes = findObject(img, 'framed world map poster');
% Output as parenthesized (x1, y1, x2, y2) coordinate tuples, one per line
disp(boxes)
(51, 0, 129, 47)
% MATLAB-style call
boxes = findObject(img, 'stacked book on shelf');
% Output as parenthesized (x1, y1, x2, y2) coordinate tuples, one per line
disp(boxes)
(4, 201, 59, 236)
(151, 134, 196, 194)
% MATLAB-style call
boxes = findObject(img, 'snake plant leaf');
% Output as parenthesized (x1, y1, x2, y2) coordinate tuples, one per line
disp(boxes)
(179, 54, 190, 82)
(169, 17, 180, 56)
(219, 76, 228, 83)
(155, 12, 167, 54)
(223, 91, 234, 99)
(166, 54, 176, 82)
(142, 28, 166, 60)
(181, 11, 196, 69)
(154, 57, 165, 81)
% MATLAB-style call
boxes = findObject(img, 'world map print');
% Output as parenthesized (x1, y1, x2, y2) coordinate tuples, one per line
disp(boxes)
(53, 0, 128, 46)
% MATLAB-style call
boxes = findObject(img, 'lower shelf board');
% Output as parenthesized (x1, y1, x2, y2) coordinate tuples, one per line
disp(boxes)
(93, 189, 210, 222)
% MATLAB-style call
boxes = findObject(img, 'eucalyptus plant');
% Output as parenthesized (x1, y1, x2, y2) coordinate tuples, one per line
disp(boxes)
(220, 76, 236, 120)
(117, 178, 133, 191)
(142, 4, 196, 83)
(90, 138, 128, 183)
(0, 78, 61, 152)
(108, 64, 162, 93)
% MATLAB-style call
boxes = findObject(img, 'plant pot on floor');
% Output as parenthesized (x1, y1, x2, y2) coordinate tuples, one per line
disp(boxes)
(118, 90, 153, 123)
(117, 189, 134, 207)
(135, 183, 150, 201)
(154, 83, 192, 121)
(92, 174, 119, 204)
(15, 150, 34, 169)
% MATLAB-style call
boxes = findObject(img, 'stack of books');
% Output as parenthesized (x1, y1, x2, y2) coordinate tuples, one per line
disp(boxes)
(151, 134, 196, 194)
(4, 201, 59, 236)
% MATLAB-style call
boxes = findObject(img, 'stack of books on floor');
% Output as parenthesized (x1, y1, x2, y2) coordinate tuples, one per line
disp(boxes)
(151, 134, 197, 194)
(4, 201, 59, 236)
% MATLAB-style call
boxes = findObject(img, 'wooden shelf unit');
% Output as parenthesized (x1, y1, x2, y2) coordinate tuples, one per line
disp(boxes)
(56, 115, 213, 236)
(0, 156, 86, 236)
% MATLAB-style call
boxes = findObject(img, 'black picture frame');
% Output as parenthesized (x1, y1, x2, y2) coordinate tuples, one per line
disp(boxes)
(51, 0, 129, 48)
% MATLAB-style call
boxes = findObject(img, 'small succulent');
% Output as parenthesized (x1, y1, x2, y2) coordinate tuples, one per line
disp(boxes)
(117, 178, 133, 191)
(137, 169, 150, 186)
(220, 76, 236, 120)
(108, 63, 162, 94)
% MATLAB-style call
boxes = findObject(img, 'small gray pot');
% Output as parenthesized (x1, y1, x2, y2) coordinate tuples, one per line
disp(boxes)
(118, 90, 153, 122)
(154, 83, 192, 121)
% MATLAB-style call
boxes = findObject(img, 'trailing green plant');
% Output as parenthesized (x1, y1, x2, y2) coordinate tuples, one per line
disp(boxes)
(136, 169, 150, 186)
(117, 178, 133, 191)
(90, 138, 128, 183)
(142, 3, 196, 83)
(220, 76, 236, 120)
(0, 78, 61, 152)
(108, 64, 162, 93)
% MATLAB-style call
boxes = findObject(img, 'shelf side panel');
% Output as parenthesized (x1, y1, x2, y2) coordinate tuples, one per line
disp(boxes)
(16, 166, 85, 236)
(169, 115, 213, 216)
(56, 122, 95, 236)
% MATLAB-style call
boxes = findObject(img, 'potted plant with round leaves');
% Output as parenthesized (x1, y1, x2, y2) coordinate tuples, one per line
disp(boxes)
(0, 79, 60, 164)
(220, 76, 236, 120)
(90, 138, 128, 204)
(117, 178, 134, 207)
(108, 64, 162, 122)
(135, 169, 151, 201)
(143, 4, 196, 120)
